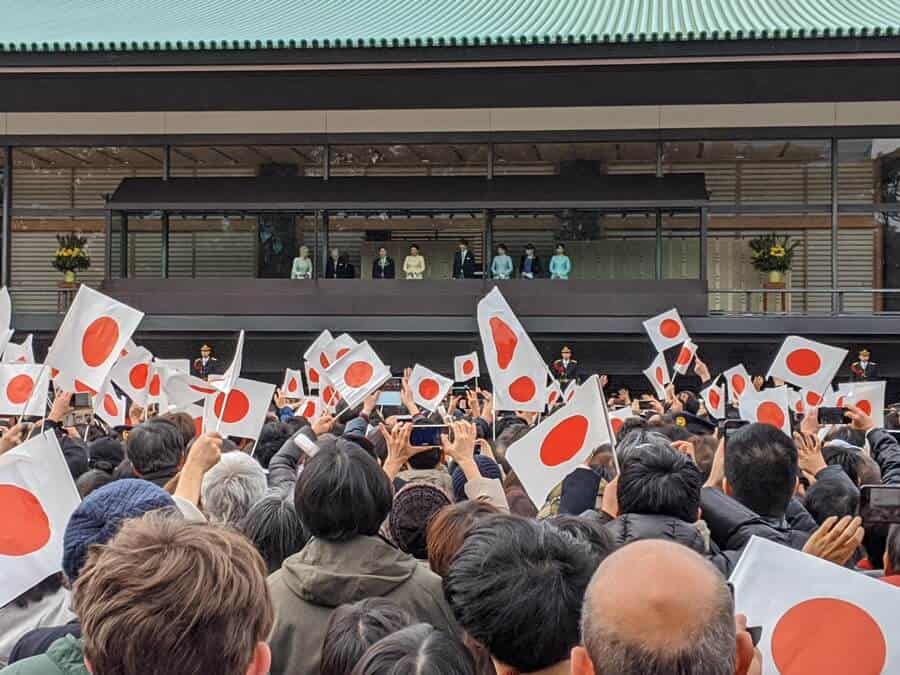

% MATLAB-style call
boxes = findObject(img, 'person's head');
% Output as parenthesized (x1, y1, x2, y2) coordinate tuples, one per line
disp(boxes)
(299, 244, 309, 258)
(690, 433, 719, 480)
(883, 525, 900, 575)
(160, 412, 196, 449)
(73, 513, 273, 675)
(804, 477, 860, 524)
(200, 344, 213, 358)
(496, 244, 507, 256)
(822, 442, 882, 485)
(87, 436, 125, 474)
(524, 244, 535, 256)
(388, 483, 452, 559)
(859, 348, 871, 363)
(61, 437, 89, 481)
(126, 418, 185, 476)
(678, 391, 701, 415)
(546, 514, 617, 560)
(572, 539, 757, 675)
(237, 491, 307, 574)
(76, 469, 117, 498)
(561, 345, 573, 361)
(378, 246, 388, 257)
(62, 478, 175, 583)
(295, 444, 393, 541)
(822, 425, 867, 449)
(724, 423, 798, 518)
(321, 599, 414, 675)
(555, 242, 566, 255)
(254, 421, 293, 470)
(458, 239, 469, 251)
(444, 514, 597, 673)
(426, 500, 500, 577)
(351, 623, 475, 675)
(330, 246, 340, 259)
(201, 452, 267, 525)
(617, 437, 702, 523)
(409, 244, 420, 256)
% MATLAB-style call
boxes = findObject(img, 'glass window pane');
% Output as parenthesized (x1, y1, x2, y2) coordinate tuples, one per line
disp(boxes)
(171, 145, 324, 177)
(330, 145, 488, 176)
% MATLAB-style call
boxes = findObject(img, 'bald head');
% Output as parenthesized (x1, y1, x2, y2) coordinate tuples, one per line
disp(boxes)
(579, 540, 736, 675)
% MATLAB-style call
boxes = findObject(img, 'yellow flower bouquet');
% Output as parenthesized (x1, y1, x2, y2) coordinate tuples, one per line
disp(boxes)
(749, 234, 798, 273)
(53, 233, 91, 274)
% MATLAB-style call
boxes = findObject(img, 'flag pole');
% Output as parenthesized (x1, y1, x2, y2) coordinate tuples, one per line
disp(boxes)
(17, 363, 49, 426)
(214, 388, 231, 433)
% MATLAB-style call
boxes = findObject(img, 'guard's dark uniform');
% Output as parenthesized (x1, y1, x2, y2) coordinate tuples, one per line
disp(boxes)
(552, 358, 579, 387)
(850, 360, 878, 382)
(193, 356, 218, 380)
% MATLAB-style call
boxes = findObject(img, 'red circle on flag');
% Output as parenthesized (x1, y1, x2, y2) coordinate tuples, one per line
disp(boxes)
(214, 389, 250, 423)
(308, 367, 320, 384)
(129, 363, 149, 390)
(319, 353, 330, 369)
(489, 317, 518, 370)
(771, 598, 885, 674)
(81, 316, 120, 368)
(611, 417, 624, 434)
(189, 384, 217, 395)
(548, 391, 559, 406)
(336, 348, 350, 360)
(540, 415, 589, 466)
(6, 375, 34, 405)
(508, 376, 536, 403)
(74, 380, 96, 395)
(462, 359, 475, 376)
(102, 394, 119, 417)
(806, 391, 823, 407)
(322, 386, 337, 404)
(50, 368, 59, 379)
(786, 348, 822, 377)
(193, 416, 203, 437)
(655, 367, 665, 385)
(757, 401, 785, 430)
(148, 374, 160, 397)
(418, 378, 440, 401)
(858, 399, 872, 416)
(566, 390, 576, 402)
(301, 401, 316, 418)
(708, 389, 721, 411)
(676, 346, 692, 366)
(15, 356, 26, 364)
(0, 484, 51, 556)
(287, 378, 298, 393)
(344, 361, 374, 389)
(659, 319, 682, 339)
(731, 375, 746, 395)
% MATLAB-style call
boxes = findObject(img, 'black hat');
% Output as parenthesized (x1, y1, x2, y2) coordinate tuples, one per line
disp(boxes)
(672, 412, 717, 436)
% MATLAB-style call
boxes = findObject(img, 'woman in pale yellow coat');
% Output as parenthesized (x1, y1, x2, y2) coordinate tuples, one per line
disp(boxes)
(403, 244, 426, 280)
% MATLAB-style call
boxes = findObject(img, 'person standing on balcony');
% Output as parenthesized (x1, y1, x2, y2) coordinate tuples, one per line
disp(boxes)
(519, 244, 542, 279)
(549, 243, 571, 280)
(290, 246, 313, 280)
(850, 348, 878, 382)
(193, 345, 218, 380)
(453, 239, 477, 279)
(403, 244, 426, 280)
(552, 346, 579, 387)
(490, 244, 514, 280)
(325, 248, 354, 279)
(371, 247, 395, 280)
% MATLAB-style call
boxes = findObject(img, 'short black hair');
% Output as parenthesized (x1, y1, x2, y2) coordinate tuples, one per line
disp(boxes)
(823, 426, 867, 448)
(546, 515, 617, 561)
(458, 238, 469, 246)
(822, 444, 882, 486)
(724, 423, 798, 518)
(351, 623, 475, 675)
(294, 444, 393, 541)
(237, 491, 307, 574)
(617, 438, 702, 523)
(322, 599, 413, 675)
(804, 478, 859, 525)
(254, 421, 293, 470)
(125, 418, 185, 476)
(444, 515, 596, 672)
(886, 525, 900, 574)
(679, 391, 701, 414)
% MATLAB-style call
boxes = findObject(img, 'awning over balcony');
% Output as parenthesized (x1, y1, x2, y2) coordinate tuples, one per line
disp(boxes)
(107, 173, 709, 212)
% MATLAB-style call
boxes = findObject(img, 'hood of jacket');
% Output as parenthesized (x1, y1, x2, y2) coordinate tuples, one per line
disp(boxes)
(276, 535, 420, 608)
(603, 513, 711, 556)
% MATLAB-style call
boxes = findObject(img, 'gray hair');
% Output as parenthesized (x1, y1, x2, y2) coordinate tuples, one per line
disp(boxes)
(201, 452, 267, 525)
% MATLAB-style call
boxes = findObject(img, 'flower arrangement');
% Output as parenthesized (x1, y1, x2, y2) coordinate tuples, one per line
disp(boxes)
(748, 234, 799, 273)
(53, 233, 91, 278)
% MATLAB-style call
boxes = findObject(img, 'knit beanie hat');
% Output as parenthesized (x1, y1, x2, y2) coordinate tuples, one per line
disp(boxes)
(388, 483, 452, 560)
(62, 478, 175, 581)
(452, 455, 502, 502)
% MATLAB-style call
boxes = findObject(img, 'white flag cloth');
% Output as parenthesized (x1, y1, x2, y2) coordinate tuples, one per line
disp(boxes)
(563, 380, 578, 404)
(109, 345, 154, 405)
(788, 388, 805, 416)
(161, 369, 219, 411)
(45, 286, 144, 393)
(317, 371, 341, 411)
(295, 396, 323, 423)
(643, 352, 670, 400)
(325, 334, 358, 365)
(672, 339, 697, 376)
(213, 330, 245, 393)
(767, 336, 848, 396)
(507, 376, 612, 507)
(702, 379, 726, 419)
(322, 341, 391, 410)
(409, 364, 453, 412)
(281, 368, 305, 398)
(203, 377, 275, 441)
(0, 286, 10, 334)
(0, 364, 51, 417)
(303, 330, 334, 391)
(93, 379, 127, 427)
(453, 352, 480, 382)
(724, 364, 752, 403)
(837, 380, 886, 429)
(0, 431, 81, 607)
(609, 405, 637, 436)
(154, 358, 190, 374)
(546, 380, 564, 410)
(2, 334, 34, 364)
(477, 287, 547, 413)
(0, 329, 13, 364)
(643, 308, 689, 353)
(738, 385, 792, 436)
(730, 536, 900, 675)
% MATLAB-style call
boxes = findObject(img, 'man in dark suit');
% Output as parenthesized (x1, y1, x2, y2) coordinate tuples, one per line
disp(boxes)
(520, 244, 543, 279)
(850, 348, 878, 382)
(552, 345, 579, 387)
(371, 246, 396, 279)
(193, 344, 219, 380)
(453, 239, 477, 279)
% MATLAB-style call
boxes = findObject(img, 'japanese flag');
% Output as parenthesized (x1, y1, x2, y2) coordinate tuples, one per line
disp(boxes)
(93, 379, 127, 427)
(109, 346, 154, 405)
(702, 379, 726, 419)
(45, 286, 144, 393)
(837, 381, 886, 430)
(0, 432, 81, 608)
(325, 334, 358, 365)
(788, 388, 805, 416)
(724, 364, 752, 403)
(281, 368, 305, 399)
(410, 364, 453, 412)
(738, 385, 792, 436)
(0, 329, 13, 363)
(317, 371, 341, 411)
(672, 339, 697, 376)
(203, 377, 275, 440)
(181, 402, 205, 437)
(161, 369, 219, 410)
(506, 376, 612, 506)
(477, 287, 547, 413)
(609, 405, 637, 437)
(454, 352, 480, 382)
(0, 286, 10, 333)
(731, 536, 900, 675)
(323, 341, 391, 410)
(2, 334, 34, 364)
(0, 364, 51, 417)
(303, 330, 334, 391)
(295, 396, 323, 423)
(562, 380, 578, 404)
(643, 352, 670, 400)
(214, 330, 245, 393)
(643, 308, 689, 353)
(767, 336, 848, 397)
(546, 380, 564, 410)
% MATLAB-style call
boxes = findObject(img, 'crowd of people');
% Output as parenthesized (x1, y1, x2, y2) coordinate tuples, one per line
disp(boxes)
(1, 347, 899, 675)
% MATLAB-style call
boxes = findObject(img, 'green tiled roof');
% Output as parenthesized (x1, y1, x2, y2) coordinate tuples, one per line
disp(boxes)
(1, 0, 899, 52)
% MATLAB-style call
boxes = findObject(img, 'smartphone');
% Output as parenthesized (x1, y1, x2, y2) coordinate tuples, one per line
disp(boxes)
(860, 485, 900, 524)
(380, 377, 403, 392)
(377, 391, 402, 407)
(638, 400, 656, 411)
(818, 407, 850, 425)
(409, 425, 450, 447)
(72, 393, 92, 409)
